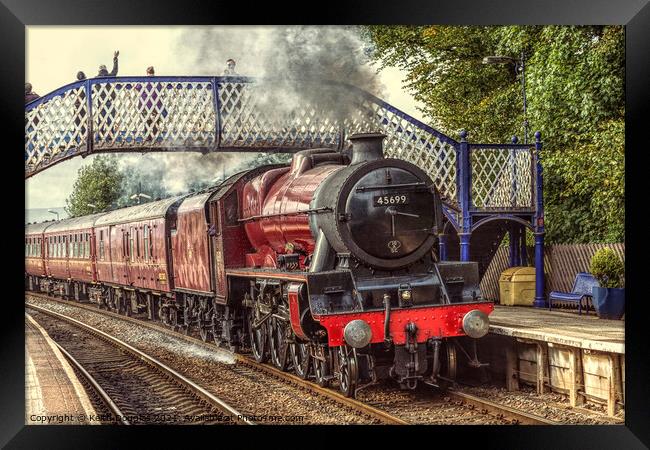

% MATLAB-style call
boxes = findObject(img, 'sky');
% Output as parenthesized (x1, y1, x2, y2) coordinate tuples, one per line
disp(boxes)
(25, 26, 426, 211)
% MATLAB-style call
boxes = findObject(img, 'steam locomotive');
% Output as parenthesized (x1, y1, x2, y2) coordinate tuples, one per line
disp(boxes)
(25, 133, 493, 397)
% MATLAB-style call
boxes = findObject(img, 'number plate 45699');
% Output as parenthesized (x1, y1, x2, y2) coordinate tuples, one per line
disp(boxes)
(373, 194, 409, 206)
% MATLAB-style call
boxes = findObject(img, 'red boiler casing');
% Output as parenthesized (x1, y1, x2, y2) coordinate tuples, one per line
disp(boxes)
(242, 151, 345, 268)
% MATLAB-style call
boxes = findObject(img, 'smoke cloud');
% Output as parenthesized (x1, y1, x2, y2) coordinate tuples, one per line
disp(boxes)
(117, 26, 383, 195)
(176, 25, 384, 122)
(114, 152, 288, 196)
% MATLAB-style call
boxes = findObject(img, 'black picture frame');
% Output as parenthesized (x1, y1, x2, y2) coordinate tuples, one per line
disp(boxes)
(3, 0, 648, 447)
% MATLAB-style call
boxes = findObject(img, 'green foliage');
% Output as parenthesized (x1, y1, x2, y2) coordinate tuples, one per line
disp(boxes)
(65, 156, 124, 217)
(589, 248, 624, 288)
(363, 25, 624, 243)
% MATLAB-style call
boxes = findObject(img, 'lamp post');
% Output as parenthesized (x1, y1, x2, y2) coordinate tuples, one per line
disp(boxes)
(130, 182, 152, 205)
(47, 209, 59, 221)
(482, 51, 528, 144)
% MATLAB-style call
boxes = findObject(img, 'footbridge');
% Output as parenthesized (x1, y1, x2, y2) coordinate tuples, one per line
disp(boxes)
(25, 76, 546, 306)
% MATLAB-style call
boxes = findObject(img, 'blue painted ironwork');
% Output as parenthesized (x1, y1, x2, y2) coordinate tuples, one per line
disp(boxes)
(457, 130, 471, 261)
(533, 134, 545, 305)
(438, 234, 448, 261)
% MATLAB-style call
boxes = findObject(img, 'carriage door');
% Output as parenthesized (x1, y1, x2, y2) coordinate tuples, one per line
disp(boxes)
(210, 201, 227, 300)
(115, 226, 133, 285)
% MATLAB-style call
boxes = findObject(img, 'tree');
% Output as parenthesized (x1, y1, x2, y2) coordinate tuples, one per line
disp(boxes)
(363, 25, 624, 243)
(65, 156, 124, 217)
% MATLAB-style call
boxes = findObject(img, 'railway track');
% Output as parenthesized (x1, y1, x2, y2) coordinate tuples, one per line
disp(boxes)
(26, 293, 405, 425)
(26, 303, 252, 425)
(26, 292, 558, 425)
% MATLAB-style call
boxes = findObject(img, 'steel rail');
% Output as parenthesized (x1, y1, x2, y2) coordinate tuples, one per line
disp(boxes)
(52, 339, 130, 425)
(445, 389, 560, 425)
(25, 293, 406, 425)
(25, 312, 129, 425)
(26, 301, 254, 425)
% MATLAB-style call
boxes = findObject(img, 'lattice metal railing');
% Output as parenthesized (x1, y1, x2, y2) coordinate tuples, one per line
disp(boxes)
(469, 144, 535, 210)
(25, 76, 463, 205)
(25, 76, 537, 213)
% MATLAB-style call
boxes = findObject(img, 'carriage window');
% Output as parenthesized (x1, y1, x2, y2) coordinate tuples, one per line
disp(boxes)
(85, 234, 90, 258)
(149, 227, 155, 259)
(225, 191, 239, 226)
(99, 231, 104, 260)
(38, 238, 41, 257)
(73, 234, 77, 258)
(25, 239, 28, 257)
(143, 225, 149, 260)
(55, 236, 59, 257)
(129, 228, 135, 262)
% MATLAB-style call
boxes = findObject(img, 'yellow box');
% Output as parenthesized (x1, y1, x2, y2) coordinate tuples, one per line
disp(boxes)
(499, 266, 536, 306)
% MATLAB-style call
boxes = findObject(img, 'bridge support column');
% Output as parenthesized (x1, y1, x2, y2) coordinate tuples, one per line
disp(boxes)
(438, 234, 448, 261)
(459, 233, 471, 262)
(458, 130, 472, 263)
(533, 232, 546, 308)
(533, 131, 546, 308)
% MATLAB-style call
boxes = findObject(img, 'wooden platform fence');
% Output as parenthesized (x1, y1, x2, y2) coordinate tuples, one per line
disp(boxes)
(480, 243, 625, 303)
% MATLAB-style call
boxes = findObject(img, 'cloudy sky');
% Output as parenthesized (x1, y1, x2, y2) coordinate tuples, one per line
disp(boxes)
(25, 26, 425, 211)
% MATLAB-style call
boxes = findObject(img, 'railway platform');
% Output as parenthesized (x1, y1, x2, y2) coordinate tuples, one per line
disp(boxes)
(25, 314, 98, 425)
(481, 305, 625, 417)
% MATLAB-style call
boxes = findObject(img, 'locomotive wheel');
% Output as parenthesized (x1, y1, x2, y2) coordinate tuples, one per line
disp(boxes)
(290, 341, 311, 379)
(314, 347, 331, 387)
(269, 317, 289, 371)
(247, 310, 268, 363)
(337, 345, 359, 398)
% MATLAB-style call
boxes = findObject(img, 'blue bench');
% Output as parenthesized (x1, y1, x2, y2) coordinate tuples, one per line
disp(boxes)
(548, 272, 600, 315)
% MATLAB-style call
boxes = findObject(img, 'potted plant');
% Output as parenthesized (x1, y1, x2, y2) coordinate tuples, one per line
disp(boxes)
(589, 248, 625, 320)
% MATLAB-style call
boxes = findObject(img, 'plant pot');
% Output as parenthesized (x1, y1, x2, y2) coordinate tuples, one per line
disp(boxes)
(592, 287, 625, 320)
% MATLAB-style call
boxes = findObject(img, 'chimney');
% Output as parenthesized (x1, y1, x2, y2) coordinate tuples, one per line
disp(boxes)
(349, 132, 386, 164)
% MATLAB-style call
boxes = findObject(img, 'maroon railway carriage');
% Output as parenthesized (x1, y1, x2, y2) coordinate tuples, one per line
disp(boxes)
(37, 214, 105, 300)
(25, 221, 52, 290)
(90, 195, 185, 317)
